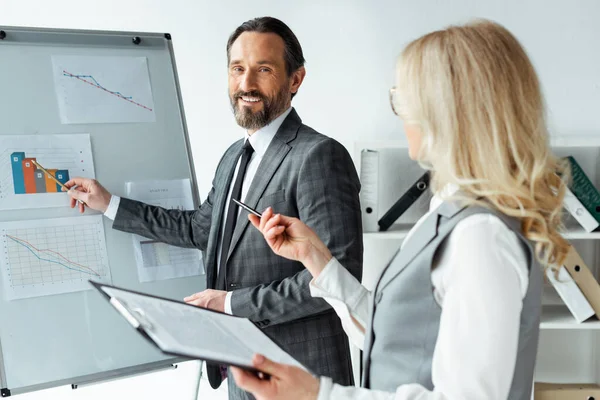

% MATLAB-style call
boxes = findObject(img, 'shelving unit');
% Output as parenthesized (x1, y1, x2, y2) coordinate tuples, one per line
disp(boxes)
(542, 306, 600, 330)
(364, 225, 600, 240)
(353, 136, 600, 385)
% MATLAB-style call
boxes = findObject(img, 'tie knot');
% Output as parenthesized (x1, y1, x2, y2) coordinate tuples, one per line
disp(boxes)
(243, 140, 254, 153)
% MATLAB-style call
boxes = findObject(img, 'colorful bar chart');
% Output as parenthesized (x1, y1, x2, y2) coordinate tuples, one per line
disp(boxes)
(10, 152, 70, 195)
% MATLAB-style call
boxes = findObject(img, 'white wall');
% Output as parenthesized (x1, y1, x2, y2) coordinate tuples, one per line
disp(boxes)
(2, 0, 599, 398)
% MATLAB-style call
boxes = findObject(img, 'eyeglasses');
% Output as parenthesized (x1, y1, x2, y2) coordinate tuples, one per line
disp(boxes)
(389, 86, 398, 116)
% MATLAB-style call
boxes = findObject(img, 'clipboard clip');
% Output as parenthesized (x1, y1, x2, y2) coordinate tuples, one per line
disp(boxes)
(131, 307, 154, 331)
(109, 297, 153, 331)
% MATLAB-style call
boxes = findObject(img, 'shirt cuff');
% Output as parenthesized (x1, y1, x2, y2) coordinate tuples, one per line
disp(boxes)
(317, 376, 334, 400)
(224, 291, 233, 315)
(310, 257, 367, 311)
(104, 195, 121, 220)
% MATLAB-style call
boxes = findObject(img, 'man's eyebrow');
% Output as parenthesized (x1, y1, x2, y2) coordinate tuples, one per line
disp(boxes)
(229, 59, 277, 66)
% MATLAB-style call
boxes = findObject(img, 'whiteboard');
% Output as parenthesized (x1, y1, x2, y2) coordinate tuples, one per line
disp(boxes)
(0, 26, 205, 396)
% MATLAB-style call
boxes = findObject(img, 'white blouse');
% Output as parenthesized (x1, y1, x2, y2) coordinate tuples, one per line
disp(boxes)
(310, 187, 530, 400)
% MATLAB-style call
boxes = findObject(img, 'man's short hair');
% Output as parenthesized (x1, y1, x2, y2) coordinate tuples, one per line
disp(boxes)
(227, 16, 306, 77)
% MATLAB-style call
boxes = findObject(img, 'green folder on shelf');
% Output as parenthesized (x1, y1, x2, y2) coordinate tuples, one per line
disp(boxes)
(565, 156, 600, 224)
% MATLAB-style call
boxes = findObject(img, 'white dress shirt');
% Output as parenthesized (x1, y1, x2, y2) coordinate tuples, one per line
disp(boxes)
(104, 107, 292, 314)
(310, 184, 530, 400)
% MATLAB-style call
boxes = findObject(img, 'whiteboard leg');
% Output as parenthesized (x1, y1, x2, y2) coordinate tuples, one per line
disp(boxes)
(193, 360, 203, 400)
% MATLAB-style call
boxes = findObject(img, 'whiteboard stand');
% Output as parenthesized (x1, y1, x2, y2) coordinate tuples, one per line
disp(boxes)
(0, 25, 205, 396)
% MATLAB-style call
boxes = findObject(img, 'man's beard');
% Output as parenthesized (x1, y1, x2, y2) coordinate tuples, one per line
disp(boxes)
(230, 86, 289, 130)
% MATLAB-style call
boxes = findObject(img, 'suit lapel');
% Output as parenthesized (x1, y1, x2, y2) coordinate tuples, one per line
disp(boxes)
(375, 211, 440, 293)
(226, 109, 301, 260)
(375, 200, 466, 293)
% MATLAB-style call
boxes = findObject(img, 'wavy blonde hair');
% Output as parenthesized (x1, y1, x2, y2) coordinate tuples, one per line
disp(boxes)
(393, 19, 570, 267)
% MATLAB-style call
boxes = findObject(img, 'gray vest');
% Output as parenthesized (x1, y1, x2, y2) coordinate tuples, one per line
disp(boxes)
(362, 201, 543, 400)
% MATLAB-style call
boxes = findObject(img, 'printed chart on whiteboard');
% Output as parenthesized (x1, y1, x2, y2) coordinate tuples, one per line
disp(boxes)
(126, 179, 204, 282)
(0, 134, 95, 210)
(52, 55, 156, 124)
(0, 216, 111, 300)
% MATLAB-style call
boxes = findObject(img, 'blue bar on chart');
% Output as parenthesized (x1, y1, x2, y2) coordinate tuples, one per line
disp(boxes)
(10, 152, 26, 194)
(55, 170, 70, 192)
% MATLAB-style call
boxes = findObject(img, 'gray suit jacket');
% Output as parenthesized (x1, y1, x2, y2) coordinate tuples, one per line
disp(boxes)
(112, 109, 363, 395)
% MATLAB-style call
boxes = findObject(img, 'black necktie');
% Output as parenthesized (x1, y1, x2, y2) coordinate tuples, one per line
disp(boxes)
(216, 140, 254, 290)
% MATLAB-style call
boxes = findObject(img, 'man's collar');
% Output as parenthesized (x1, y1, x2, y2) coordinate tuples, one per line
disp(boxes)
(244, 107, 293, 157)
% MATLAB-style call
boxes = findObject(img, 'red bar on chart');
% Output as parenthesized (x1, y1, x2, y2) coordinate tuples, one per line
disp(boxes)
(22, 158, 37, 194)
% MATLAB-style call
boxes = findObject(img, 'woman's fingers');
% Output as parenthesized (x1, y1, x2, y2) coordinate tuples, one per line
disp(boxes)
(276, 214, 296, 228)
(264, 225, 286, 240)
(259, 207, 274, 231)
(263, 214, 282, 233)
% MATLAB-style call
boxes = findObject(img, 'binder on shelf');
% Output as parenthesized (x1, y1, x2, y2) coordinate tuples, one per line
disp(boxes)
(378, 171, 430, 232)
(562, 245, 600, 319)
(565, 156, 600, 224)
(534, 382, 600, 399)
(563, 186, 600, 232)
(359, 149, 379, 232)
(545, 265, 594, 323)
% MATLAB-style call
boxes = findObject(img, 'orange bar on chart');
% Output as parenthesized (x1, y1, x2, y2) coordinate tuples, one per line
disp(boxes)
(22, 158, 37, 194)
(44, 169, 58, 193)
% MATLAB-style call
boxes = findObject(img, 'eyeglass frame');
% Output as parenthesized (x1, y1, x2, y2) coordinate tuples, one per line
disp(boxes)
(389, 86, 398, 116)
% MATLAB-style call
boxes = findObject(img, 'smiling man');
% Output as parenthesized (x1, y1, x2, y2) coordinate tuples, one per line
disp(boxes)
(65, 17, 363, 400)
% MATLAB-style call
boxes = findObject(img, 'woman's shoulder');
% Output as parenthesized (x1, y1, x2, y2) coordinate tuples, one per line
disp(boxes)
(448, 211, 525, 256)
(441, 211, 530, 297)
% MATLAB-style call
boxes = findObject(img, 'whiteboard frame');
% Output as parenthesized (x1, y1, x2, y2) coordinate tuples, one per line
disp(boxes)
(0, 25, 201, 396)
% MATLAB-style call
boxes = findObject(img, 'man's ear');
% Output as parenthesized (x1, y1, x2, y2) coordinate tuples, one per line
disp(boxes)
(290, 66, 306, 95)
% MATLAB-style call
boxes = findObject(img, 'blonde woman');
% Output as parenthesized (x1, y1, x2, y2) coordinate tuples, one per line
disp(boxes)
(232, 19, 569, 400)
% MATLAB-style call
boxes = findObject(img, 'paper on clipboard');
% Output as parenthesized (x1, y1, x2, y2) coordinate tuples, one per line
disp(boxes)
(125, 179, 204, 282)
(94, 282, 306, 372)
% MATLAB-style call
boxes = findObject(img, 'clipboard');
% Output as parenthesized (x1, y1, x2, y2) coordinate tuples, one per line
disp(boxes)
(90, 281, 307, 375)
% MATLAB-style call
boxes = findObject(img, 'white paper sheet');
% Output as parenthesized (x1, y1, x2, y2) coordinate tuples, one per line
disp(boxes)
(126, 179, 204, 282)
(0, 134, 95, 210)
(101, 285, 306, 371)
(0, 216, 111, 300)
(52, 56, 156, 124)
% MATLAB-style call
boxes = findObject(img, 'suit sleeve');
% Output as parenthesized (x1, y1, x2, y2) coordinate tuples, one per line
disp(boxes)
(110, 150, 228, 250)
(229, 138, 363, 326)
(111, 187, 214, 250)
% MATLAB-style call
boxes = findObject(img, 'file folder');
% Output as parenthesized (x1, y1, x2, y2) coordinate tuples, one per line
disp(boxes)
(561, 246, 600, 319)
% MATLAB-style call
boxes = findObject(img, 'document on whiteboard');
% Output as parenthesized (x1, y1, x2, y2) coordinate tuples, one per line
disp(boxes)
(52, 55, 156, 124)
(125, 179, 204, 282)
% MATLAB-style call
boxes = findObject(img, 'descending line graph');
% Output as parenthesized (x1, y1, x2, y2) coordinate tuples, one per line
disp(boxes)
(0, 216, 111, 300)
(52, 56, 156, 124)
(6, 235, 101, 277)
(62, 70, 153, 111)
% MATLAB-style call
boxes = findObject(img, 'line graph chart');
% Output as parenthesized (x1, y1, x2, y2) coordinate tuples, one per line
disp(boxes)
(53, 56, 156, 124)
(62, 70, 153, 111)
(6, 235, 101, 278)
(0, 216, 111, 300)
